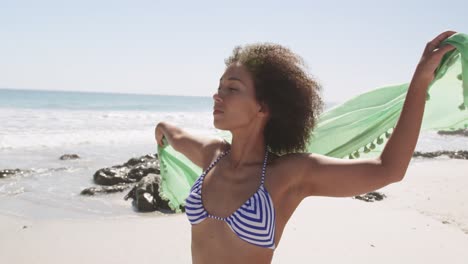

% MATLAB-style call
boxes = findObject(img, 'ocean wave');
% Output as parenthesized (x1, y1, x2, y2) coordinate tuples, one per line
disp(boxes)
(0, 108, 214, 150)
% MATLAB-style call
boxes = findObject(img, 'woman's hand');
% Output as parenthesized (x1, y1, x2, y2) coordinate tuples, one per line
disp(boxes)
(155, 122, 166, 147)
(413, 30, 457, 83)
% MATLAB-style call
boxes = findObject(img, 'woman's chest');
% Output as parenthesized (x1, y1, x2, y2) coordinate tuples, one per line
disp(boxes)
(202, 158, 300, 215)
(195, 160, 302, 247)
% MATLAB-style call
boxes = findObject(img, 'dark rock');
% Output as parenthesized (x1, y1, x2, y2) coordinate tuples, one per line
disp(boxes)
(86, 153, 173, 212)
(81, 183, 133, 195)
(93, 154, 160, 185)
(412, 150, 468, 159)
(123, 154, 158, 167)
(124, 174, 171, 212)
(0, 169, 29, 178)
(128, 164, 160, 182)
(437, 129, 468, 137)
(354, 192, 386, 202)
(93, 166, 134, 185)
(59, 154, 80, 160)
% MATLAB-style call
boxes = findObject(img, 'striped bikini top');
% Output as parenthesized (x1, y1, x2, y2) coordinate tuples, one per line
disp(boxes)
(185, 149, 276, 250)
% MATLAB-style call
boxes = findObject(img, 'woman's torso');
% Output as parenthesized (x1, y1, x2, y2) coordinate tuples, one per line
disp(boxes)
(188, 145, 304, 264)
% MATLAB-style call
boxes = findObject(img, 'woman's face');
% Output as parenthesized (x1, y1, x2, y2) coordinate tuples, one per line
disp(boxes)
(212, 62, 266, 131)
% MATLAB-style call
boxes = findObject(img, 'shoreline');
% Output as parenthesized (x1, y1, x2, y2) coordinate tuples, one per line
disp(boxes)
(1, 159, 467, 263)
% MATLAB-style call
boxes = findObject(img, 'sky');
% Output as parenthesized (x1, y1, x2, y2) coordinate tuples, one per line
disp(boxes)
(1, 0, 467, 103)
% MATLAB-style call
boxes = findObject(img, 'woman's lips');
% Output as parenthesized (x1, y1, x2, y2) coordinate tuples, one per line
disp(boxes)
(213, 110, 223, 115)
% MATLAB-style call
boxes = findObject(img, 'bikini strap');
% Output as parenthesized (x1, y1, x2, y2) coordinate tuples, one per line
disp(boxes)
(203, 148, 268, 185)
(260, 149, 269, 185)
(201, 149, 230, 180)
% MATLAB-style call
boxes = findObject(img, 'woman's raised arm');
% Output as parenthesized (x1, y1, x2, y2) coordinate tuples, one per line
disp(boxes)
(155, 121, 225, 168)
(379, 30, 456, 177)
(289, 30, 457, 200)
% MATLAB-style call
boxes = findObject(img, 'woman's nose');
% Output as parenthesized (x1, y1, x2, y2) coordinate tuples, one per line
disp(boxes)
(213, 91, 223, 103)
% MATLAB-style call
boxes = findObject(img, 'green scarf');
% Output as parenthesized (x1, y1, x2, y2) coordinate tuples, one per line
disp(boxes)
(158, 33, 468, 212)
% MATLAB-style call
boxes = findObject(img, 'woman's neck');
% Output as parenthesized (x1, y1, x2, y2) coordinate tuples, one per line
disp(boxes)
(227, 129, 266, 170)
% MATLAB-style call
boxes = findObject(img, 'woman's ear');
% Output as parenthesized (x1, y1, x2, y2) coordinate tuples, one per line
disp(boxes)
(258, 102, 270, 117)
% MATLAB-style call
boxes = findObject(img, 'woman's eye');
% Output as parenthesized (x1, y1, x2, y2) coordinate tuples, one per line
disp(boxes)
(217, 87, 237, 91)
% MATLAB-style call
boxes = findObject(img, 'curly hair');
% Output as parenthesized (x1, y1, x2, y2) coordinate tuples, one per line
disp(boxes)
(224, 43, 324, 155)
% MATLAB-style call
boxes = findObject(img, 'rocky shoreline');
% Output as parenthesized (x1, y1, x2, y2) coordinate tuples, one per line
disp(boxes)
(82, 153, 174, 212)
(1, 129, 467, 213)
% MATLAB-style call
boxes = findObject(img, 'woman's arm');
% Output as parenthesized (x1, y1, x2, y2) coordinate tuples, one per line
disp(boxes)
(155, 121, 225, 168)
(289, 31, 457, 199)
(155, 121, 185, 148)
(380, 30, 456, 179)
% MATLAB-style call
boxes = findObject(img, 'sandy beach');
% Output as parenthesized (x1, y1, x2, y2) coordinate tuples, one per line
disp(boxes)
(2, 1, 468, 263)
(1, 158, 467, 264)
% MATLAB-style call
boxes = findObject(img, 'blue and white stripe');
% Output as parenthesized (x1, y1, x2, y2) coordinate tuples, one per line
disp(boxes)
(184, 149, 276, 249)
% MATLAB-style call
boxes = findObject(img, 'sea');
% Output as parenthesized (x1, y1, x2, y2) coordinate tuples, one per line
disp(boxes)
(0, 88, 465, 221)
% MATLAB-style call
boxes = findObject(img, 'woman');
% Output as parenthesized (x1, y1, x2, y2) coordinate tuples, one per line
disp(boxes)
(155, 30, 457, 264)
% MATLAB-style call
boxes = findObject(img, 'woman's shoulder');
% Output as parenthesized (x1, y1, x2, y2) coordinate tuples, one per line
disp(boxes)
(200, 137, 231, 168)
(263, 152, 317, 207)
(265, 151, 323, 190)
(269, 151, 318, 170)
